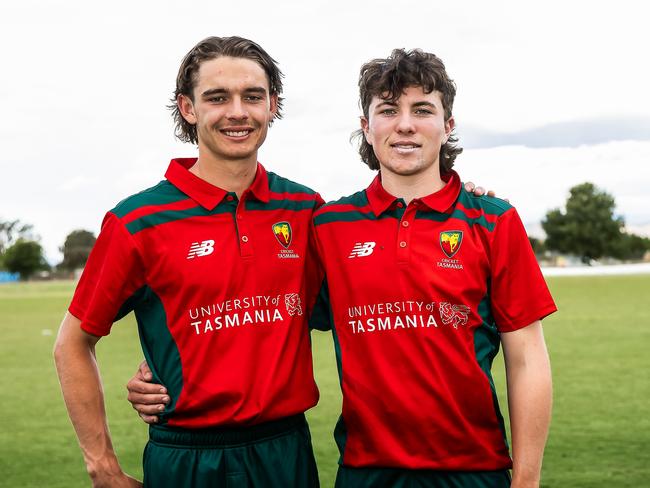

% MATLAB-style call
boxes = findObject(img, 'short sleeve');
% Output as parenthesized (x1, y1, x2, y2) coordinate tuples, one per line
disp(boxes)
(489, 208, 557, 332)
(68, 212, 146, 336)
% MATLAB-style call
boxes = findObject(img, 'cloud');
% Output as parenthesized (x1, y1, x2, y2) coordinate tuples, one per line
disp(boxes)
(458, 116, 650, 149)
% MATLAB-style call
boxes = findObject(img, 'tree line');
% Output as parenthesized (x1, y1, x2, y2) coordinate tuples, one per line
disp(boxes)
(2, 182, 649, 279)
(0, 223, 95, 280)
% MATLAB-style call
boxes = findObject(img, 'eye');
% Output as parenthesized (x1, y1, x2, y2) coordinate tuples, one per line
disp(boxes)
(208, 96, 226, 103)
(415, 108, 433, 115)
(380, 108, 397, 115)
(245, 95, 263, 102)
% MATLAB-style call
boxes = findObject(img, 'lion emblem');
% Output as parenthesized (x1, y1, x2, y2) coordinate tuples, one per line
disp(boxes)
(285, 293, 303, 316)
(439, 302, 470, 329)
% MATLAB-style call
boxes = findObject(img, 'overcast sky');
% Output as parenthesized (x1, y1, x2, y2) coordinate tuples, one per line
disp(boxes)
(2, 0, 650, 262)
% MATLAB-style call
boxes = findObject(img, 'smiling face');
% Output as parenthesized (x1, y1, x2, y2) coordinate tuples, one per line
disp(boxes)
(361, 86, 454, 180)
(177, 56, 277, 165)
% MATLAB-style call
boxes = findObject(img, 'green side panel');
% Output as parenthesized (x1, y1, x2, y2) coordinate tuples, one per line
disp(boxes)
(245, 199, 316, 212)
(310, 277, 348, 462)
(330, 312, 349, 464)
(309, 279, 332, 331)
(474, 290, 509, 448)
(125, 205, 234, 235)
(132, 286, 183, 424)
(266, 171, 318, 195)
(112, 181, 189, 218)
(457, 188, 512, 216)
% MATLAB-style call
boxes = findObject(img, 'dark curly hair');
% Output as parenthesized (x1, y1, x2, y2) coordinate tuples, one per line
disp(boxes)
(170, 36, 284, 144)
(353, 48, 462, 173)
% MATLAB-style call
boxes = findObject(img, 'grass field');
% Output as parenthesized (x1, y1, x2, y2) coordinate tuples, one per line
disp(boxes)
(1, 276, 649, 487)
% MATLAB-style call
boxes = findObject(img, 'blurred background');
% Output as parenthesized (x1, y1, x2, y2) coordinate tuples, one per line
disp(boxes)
(1, 1, 649, 486)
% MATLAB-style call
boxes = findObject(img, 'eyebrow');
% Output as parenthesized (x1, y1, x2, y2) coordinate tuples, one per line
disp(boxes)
(201, 86, 268, 97)
(375, 100, 438, 110)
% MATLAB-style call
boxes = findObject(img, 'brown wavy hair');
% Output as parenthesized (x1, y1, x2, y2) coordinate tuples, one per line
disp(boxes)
(353, 48, 462, 173)
(170, 36, 284, 144)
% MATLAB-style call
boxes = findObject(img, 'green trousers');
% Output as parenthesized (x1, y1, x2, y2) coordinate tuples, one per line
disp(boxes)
(143, 414, 319, 488)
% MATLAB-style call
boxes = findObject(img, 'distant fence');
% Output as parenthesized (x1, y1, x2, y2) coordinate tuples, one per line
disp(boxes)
(0, 271, 19, 283)
(542, 262, 650, 276)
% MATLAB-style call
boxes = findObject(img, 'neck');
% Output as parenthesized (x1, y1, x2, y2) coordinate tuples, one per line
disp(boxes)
(190, 146, 258, 198)
(380, 164, 446, 204)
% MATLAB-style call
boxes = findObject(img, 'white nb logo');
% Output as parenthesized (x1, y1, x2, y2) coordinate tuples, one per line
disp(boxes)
(348, 242, 376, 258)
(187, 240, 215, 259)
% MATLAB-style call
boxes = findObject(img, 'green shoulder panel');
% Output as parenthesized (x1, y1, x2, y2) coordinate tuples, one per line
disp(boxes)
(457, 188, 513, 217)
(266, 171, 318, 195)
(112, 181, 189, 219)
(313, 190, 374, 226)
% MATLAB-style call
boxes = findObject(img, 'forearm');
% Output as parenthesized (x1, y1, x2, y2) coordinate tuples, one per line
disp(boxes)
(53, 313, 121, 479)
(503, 322, 552, 487)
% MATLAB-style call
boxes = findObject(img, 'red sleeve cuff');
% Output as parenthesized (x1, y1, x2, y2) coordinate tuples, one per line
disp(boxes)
(497, 303, 558, 333)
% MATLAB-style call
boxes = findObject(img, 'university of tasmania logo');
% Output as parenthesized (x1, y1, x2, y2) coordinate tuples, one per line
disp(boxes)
(272, 222, 292, 249)
(440, 231, 463, 258)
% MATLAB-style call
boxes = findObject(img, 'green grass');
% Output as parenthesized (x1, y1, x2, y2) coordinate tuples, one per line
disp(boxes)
(1, 276, 649, 487)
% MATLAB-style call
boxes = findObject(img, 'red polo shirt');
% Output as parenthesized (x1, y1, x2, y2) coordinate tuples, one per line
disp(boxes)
(311, 171, 556, 470)
(70, 158, 323, 429)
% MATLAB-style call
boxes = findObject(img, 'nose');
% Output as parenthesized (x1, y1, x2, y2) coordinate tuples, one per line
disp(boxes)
(227, 96, 249, 121)
(395, 112, 415, 133)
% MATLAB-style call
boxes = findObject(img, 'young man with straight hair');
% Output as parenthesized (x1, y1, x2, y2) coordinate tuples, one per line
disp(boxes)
(308, 48, 556, 487)
(54, 36, 324, 488)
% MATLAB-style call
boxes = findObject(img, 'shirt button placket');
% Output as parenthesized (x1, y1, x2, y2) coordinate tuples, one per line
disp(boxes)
(397, 202, 416, 265)
(236, 194, 253, 258)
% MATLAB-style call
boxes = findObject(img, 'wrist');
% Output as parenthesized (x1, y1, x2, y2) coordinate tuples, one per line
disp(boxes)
(85, 453, 121, 480)
(511, 473, 540, 488)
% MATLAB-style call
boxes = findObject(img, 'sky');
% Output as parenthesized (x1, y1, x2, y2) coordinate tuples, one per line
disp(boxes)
(2, 0, 650, 262)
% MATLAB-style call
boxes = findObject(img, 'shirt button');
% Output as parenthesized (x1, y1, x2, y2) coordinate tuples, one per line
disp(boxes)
(402, 221, 409, 227)
(237, 214, 243, 219)
(227, 195, 234, 201)
(396, 202, 404, 208)
(399, 241, 407, 248)
(241, 236, 249, 242)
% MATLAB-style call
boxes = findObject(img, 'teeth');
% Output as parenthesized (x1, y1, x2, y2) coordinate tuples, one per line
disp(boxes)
(224, 130, 250, 137)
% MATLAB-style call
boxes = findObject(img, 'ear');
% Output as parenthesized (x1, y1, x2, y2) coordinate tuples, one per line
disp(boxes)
(444, 116, 455, 141)
(269, 93, 279, 118)
(177, 94, 197, 125)
(360, 116, 372, 144)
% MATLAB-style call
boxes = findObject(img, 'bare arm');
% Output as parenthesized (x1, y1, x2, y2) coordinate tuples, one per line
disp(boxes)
(53, 312, 141, 488)
(501, 321, 552, 488)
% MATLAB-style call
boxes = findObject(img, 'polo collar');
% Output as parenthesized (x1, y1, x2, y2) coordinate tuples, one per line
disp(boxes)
(366, 170, 461, 216)
(165, 158, 270, 210)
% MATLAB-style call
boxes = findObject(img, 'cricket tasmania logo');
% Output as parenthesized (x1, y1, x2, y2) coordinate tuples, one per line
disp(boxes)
(440, 231, 463, 258)
(272, 222, 292, 248)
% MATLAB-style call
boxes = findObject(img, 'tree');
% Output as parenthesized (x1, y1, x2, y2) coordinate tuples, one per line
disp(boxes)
(59, 229, 96, 271)
(542, 182, 623, 263)
(609, 232, 650, 261)
(3, 239, 48, 279)
(0, 219, 34, 254)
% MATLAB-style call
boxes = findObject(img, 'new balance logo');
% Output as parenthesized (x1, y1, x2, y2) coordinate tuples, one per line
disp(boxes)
(187, 240, 215, 259)
(348, 242, 376, 258)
